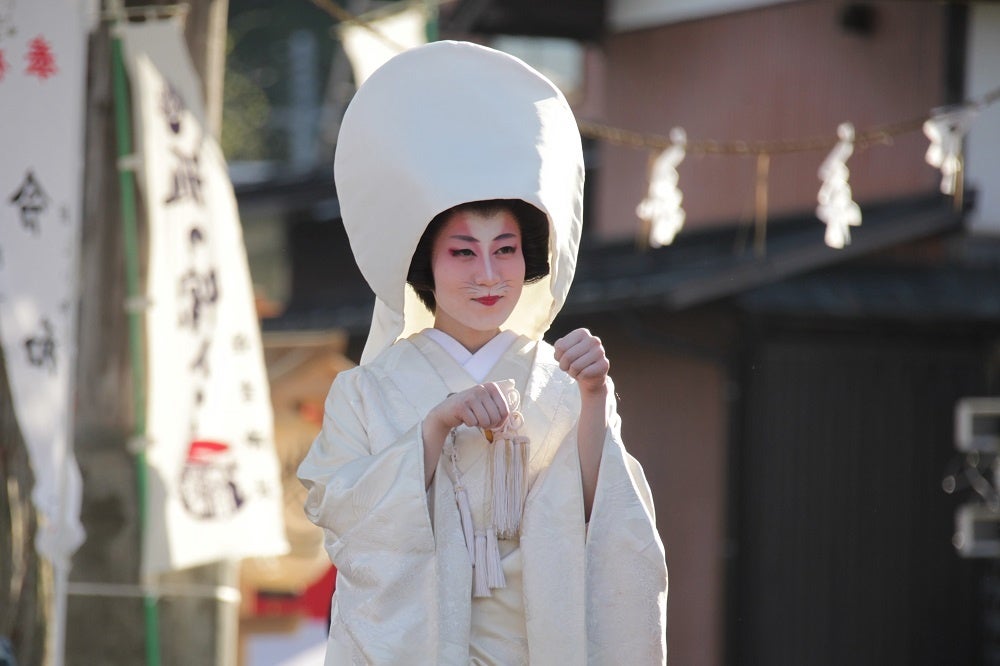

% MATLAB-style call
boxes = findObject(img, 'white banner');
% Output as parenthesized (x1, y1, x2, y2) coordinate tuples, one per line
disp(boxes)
(120, 20, 288, 575)
(0, 0, 87, 564)
(340, 4, 427, 86)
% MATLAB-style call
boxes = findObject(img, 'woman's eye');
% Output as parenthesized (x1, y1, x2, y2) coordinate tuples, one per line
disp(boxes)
(496, 246, 517, 255)
(449, 248, 475, 257)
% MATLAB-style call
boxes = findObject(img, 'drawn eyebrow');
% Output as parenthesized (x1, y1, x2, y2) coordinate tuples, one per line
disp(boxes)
(448, 233, 518, 242)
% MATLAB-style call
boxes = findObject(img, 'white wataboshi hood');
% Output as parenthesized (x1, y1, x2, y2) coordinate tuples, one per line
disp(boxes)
(333, 40, 585, 363)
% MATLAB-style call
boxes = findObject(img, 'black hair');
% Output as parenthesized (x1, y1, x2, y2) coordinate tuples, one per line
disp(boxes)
(406, 199, 550, 313)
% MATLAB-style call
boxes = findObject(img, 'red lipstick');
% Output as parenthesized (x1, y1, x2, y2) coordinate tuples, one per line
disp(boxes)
(475, 296, 500, 306)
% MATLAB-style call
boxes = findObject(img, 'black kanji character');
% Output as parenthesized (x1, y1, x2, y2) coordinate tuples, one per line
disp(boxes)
(178, 228, 219, 332)
(178, 268, 218, 331)
(190, 338, 211, 376)
(164, 148, 202, 205)
(160, 82, 185, 134)
(8, 170, 49, 233)
(24, 318, 56, 373)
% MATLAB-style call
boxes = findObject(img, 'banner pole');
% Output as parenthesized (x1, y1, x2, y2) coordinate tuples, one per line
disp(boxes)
(109, 26, 162, 666)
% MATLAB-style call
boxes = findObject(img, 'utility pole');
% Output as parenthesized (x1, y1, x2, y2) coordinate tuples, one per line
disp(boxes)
(69, 2, 233, 664)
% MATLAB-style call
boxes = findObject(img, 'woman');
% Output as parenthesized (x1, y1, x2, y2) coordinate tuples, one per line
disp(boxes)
(298, 41, 667, 665)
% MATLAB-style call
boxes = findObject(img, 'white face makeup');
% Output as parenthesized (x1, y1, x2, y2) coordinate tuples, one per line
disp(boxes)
(430, 208, 526, 352)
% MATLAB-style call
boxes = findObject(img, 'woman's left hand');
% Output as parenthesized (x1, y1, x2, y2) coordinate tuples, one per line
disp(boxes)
(553, 328, 610, 397)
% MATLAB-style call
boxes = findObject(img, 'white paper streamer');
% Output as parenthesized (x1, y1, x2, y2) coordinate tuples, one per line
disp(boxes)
(637, 127, 687, 248)
(816, 122, 862, 249)
(923, 105, 979, 196)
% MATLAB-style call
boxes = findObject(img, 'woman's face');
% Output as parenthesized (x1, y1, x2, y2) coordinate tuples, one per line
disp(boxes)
(430, 208, 525, 352)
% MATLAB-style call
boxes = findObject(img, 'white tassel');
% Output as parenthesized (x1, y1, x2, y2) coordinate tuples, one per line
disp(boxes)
(503, 439, 518, 536)
(491, 437, 509, 535)
(473, 531, 490, 597)
(455, 484, 475, 565)
(486, 527, 506, 589)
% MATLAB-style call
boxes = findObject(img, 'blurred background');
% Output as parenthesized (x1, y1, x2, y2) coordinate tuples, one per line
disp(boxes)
(4, 0, 1000, 664)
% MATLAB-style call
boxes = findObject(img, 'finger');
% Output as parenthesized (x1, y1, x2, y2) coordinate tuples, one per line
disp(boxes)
(463, 404, 484, 428)
(480, 396, 502, 427)
(482, 382, 505, 406)
(469, 384, 508, 430)
(553, 328, 587, 360)
(556, 338, 583, 371)
(559, 336, 599, 374)
(483, 383, 511, 417)
(459, 404, 479, 427)
(474, 398, 502, 428)
(485, 403, 509, 429)
(462, 384, 491, 409)
(572, 342, 609, 379)
(575, 354, 610, 381)
(568, 346, 605, 376)
(553, 336, 568, 362)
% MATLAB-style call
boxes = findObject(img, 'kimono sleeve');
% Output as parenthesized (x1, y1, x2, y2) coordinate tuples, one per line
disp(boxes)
(585, 386, 668, 665)
(297, 367, 435, 564)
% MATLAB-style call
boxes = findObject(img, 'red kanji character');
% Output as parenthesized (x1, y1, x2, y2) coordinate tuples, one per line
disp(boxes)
(25, 36, 57, 80)
(0, 49, 7, 81)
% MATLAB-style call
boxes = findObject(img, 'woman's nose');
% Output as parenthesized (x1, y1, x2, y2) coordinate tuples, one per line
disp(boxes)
(476, 256, 499, 284)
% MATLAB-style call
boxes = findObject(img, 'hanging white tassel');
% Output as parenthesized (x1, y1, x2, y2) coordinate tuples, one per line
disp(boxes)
(508, 436, 528, 534)
(491, 436, 510, 535)
(487, 382, 531, 540)
(485, 527, 505, 589)
(473, 531, 490, 597)
(455, 484, 475, 565)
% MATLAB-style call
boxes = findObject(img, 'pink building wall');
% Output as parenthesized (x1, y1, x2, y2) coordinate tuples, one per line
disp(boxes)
(604, 320, 729, 666)
(593, 1, 948, 240)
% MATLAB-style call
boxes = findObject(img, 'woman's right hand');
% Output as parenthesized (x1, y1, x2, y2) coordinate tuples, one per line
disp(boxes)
(427, 382, 511, 434)
(421, 382, 511, 486)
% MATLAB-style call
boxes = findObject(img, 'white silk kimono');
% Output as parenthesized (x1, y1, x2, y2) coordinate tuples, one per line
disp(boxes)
(301, 39, 667, 665)
(298, 331, 667, 665)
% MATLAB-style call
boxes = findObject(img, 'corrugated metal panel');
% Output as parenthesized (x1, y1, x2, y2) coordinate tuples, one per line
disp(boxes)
(731, 329, 988, 665)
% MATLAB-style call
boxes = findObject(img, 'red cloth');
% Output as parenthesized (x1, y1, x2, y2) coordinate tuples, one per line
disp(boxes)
(253, 565, 336, 620)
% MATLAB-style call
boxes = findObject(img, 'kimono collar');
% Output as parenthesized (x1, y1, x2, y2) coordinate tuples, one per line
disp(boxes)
(421, 329, 518, 383)
(334, 41, 584, 364)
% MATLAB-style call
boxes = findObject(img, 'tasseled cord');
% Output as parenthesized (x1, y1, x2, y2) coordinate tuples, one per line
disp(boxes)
(445, 429, 475, 565)
(446, 427, 507, 596)
(444, 378, 531, 598)
(488, 433, 529, 540)
(473, 528, 506, 598)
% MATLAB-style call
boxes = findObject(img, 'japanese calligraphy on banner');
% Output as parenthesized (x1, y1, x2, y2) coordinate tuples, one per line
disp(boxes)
(0, 0, 87, 564)
(120, 20, 288, 575)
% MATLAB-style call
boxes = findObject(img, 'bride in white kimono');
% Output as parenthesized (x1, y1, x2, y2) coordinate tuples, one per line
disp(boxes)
(298, 41, 668, 665)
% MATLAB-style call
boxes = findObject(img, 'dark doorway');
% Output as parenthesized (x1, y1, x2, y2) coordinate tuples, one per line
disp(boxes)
(729, 320, 994, 665)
